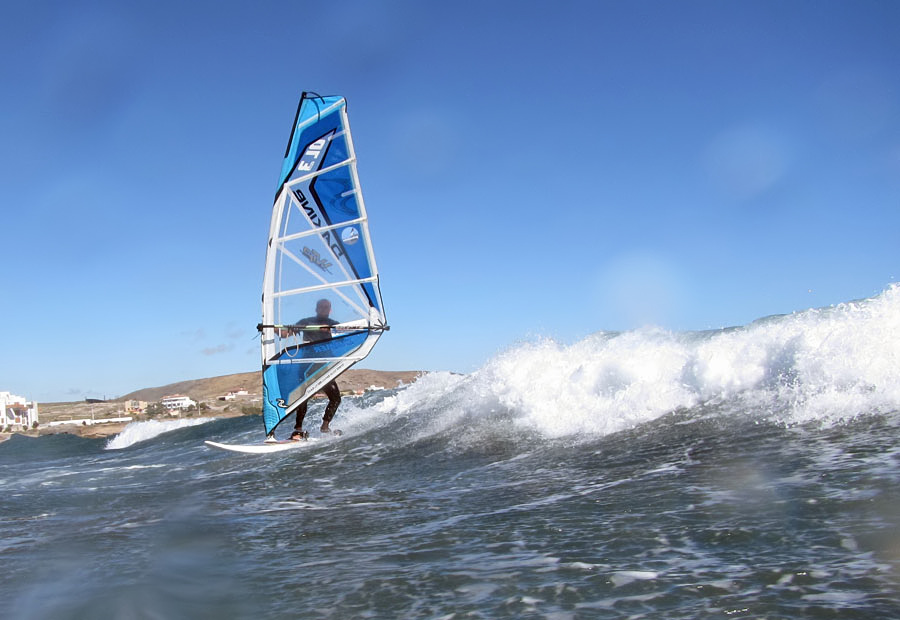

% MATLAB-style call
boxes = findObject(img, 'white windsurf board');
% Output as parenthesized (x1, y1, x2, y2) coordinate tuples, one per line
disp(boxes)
(204, 439, 315, 454)
(205, 430, 341, 454)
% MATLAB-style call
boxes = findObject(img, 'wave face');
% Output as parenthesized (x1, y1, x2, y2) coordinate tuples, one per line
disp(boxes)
(105, 417, 215, 450)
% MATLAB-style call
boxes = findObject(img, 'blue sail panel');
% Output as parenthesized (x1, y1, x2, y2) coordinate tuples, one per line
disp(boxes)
(277, 95, 346, 193)
(262, 331, 369, 435)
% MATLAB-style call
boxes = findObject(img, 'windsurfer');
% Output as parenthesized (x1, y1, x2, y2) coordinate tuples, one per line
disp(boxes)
(285, 299, 341, 440)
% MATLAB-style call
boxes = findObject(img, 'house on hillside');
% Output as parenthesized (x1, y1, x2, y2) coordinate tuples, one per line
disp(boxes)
(124, 400, 148, 414)
(1, 391, 39, 430)
(219, 388, 250, 401)
(160, 394, 196, 412)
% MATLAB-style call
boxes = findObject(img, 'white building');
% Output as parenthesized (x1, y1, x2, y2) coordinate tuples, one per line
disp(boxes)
(219, 388, 250, 401)
(160, 394, 196, 411)
(1, 391, 39, 430)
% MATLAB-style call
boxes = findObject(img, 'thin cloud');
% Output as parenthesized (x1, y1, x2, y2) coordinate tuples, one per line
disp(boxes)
(225, 322, 246, 340)
(181, 328, 206, 341)
(202, 343, 234, 356)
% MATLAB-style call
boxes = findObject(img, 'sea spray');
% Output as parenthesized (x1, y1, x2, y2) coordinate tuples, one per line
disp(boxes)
(365, 285, 900, 439)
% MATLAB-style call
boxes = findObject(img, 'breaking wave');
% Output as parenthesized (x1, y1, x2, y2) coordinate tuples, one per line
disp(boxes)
(105, 418, 215, 450)
(368, 285, 900, 439)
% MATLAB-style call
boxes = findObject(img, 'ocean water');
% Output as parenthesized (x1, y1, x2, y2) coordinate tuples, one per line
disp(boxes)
(2, 286, 900, 619)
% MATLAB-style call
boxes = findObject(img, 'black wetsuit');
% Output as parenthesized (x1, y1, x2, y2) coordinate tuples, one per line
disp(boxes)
(293, 315, 340, 432)
(294, 315, 338, 343)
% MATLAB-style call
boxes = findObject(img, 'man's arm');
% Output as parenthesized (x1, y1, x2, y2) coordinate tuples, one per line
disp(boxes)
(278, 317, 309, 338)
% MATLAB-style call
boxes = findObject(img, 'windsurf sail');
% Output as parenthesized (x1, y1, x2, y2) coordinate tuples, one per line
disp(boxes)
(258, 92, 388, 437)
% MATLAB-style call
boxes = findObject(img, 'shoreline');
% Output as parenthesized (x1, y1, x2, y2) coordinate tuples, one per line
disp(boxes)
(0, 410, 252, 443)
(1, 369, 424, 445)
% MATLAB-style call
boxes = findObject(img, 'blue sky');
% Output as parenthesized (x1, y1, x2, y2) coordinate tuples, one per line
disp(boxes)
(1, 0, 898, 402)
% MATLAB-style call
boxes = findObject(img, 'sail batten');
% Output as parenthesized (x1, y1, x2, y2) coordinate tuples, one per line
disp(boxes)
(286, 157, 357, 187)
(278, 216, 367, 242)
(260, 93, 387, 437)
(273, 277, 380, 298)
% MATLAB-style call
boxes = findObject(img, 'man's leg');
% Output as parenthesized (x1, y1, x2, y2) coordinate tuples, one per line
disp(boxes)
(291, 401, 308, 439)
(321, 381, 341, 432)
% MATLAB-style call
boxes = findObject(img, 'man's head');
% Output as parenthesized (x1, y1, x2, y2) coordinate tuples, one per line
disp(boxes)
(315, 298, 332, 319)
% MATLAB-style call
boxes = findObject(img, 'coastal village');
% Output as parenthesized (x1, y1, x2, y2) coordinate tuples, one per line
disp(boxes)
(1, 369, 421, 442)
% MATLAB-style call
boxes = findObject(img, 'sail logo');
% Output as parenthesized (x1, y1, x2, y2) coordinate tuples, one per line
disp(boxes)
(341, 226, 359, 245)
(296, 138, 325, 172)
(296, 132, 333, 173)
(293, 189, 345, 261)
(302, 246, 332, 273)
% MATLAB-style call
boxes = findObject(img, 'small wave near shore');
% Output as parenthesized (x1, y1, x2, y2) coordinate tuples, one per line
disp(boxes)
(105, 418, 215, 450)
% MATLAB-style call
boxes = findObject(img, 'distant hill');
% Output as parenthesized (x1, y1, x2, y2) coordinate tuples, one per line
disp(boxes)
(118, 369, 423, 403)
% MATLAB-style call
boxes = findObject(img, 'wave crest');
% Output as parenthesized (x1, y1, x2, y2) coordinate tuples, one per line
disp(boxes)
(376, 285, 900, 438)
(105, 418, 215, 450)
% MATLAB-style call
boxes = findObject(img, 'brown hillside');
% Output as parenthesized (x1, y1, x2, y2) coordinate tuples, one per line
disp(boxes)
(118, 369, 422, 403)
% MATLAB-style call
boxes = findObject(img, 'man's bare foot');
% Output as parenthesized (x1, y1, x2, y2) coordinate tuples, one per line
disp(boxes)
(290, 430, 308, 441)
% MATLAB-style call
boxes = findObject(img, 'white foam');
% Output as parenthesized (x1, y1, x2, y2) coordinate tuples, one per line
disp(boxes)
(105, 418, 214, 450)
(610, 570, 659, 587)
(372, 285, 900, 439)
(480, 328, 699, 437)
